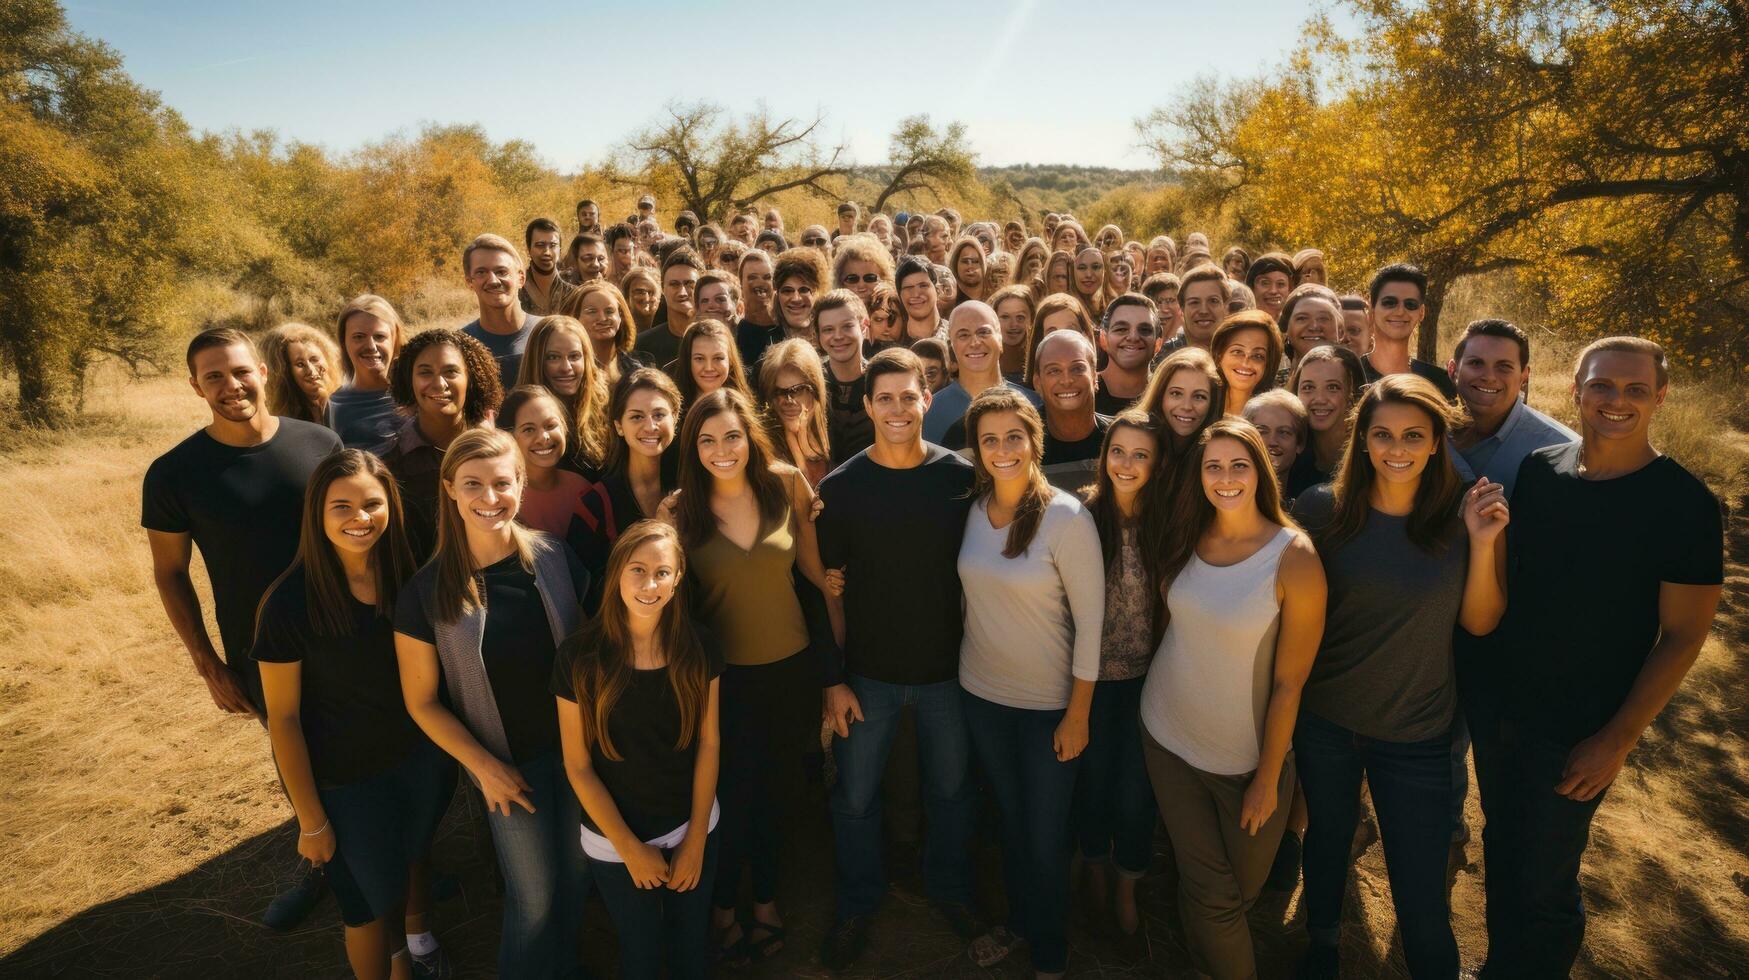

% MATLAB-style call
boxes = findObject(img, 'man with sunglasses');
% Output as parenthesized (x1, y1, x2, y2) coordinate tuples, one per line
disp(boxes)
(801, 225, 832, 257)
(1097, 295, 1162, 415)
(1360, 263, 1457, 399)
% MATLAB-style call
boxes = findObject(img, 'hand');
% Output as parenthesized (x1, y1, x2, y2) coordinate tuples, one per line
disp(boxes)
(472, 756, 535, 816)
(823, 683, 864, 738)
(666, 834, 706, 892)
(823, 567, 846, 598)
(1463, 477, 1509, 543)
(1053, 713, 1089, 762)
(624, 840, 670, 890)
(196, 657, 256, 715)
(1239, 772, 1279, 836)
(809, 495, 825, 523)
(1555, 729, 1632, 802)
(296, 821, 337, 866)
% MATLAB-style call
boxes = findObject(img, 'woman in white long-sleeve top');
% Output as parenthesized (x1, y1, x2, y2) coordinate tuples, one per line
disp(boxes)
(956, 387, 1105, 979)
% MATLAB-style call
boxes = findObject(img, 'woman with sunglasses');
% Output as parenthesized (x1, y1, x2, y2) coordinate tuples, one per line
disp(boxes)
(756, 338, 832, 488)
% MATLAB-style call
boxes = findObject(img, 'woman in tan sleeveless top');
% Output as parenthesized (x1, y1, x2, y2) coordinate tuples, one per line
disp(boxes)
(658, 387, 836, 966)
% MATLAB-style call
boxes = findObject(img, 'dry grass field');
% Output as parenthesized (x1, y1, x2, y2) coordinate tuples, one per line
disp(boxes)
(1, 325, 1746, 977)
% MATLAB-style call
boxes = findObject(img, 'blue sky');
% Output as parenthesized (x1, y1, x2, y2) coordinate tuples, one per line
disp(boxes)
(63, 1, 1347, 170)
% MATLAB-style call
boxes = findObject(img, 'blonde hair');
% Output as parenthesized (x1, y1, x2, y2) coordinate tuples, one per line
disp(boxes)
(334, 294, 406, 380)
(559, 280, 639, 356)
(431, 427, 544, 623)
(756, 338, 831, 469)
(515, 315, 611, 467)
(261, 322, 341, 423)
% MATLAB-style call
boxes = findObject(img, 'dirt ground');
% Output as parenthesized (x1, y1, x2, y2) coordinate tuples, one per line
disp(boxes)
(1, 370, 1746, 979)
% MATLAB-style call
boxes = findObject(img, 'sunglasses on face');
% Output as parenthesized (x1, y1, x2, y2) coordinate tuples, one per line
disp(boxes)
(773, 383, 816, 403)
(840, 273, 881, 285)
(1378, 296, 1423, 311)
(804, 238, 828, 247)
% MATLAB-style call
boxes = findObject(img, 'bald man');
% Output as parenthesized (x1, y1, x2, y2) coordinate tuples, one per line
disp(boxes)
(1035, 330, 1111, 491)
(921, 301, 1042, 450)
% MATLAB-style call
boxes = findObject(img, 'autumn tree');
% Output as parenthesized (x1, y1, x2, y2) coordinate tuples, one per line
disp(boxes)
(868, 115, 978, 214)
(608, 102, 848, 222)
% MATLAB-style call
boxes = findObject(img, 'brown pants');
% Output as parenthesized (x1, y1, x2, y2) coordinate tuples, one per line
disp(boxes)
(1143, 729, 1294, 980)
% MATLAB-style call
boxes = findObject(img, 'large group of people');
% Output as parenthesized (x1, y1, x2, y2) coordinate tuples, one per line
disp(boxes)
(145, 196, 1725, 980)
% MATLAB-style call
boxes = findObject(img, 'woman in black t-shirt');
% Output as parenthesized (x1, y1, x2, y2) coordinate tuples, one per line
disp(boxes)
(255, 449, 454, 980)
(555, 521, 722, 979)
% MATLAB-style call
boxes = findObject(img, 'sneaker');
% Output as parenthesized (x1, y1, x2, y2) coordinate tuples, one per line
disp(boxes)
(933, 901, 985, 941)
(1297, 943, 1340, 980)
(818, 916, 870, 971)
(410, 945, 454, 980)
(1265, 830, 1303, 894)
(262, 862, 326, 931)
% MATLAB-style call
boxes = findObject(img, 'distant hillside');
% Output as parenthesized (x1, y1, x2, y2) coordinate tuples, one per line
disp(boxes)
(979, 164, 1168, 215)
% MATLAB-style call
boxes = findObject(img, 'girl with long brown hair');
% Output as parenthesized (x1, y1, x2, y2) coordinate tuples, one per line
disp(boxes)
(1287, 376, 1508, 980)
(392, 428, 592, 980)
(1210, 310, 1285, 416)
(990, 284, 1037, 383)
(1069, 245, 1109, 322)
(947, 236, 988, 305)
(673, 318, 753, 416)
(559, 280, 644, 383)
(1040, 249, 1073, 300)
(1139, 420, 1326, 978)
(515, 315, 610, 475)
(956, 388, 1104, 976)
(256, 449, 452, 980)
(655, 388, 835, 965)
(621, 267, 661, 333)
(1072, 410, 1165, 936)
(555, 521, 721, 979)
(756, 338, 832, 488)
(1287, 344, 1367, 497)
(262, 322, 342, 426)
(1013, 237, 1050, 293)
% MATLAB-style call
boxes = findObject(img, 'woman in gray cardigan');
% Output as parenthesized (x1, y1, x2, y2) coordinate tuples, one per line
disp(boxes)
(394, 427, 592, 980)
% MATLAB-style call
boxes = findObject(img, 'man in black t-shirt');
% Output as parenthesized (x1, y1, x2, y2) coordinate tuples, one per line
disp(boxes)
(815, 349, 981, 969)
(815, 290, 875, 465)
(1465, 337, 1723, 978)
(142, 327, 342, 929)
(1359, 263, 1458, 400)
(1035, 331, 1111, 493)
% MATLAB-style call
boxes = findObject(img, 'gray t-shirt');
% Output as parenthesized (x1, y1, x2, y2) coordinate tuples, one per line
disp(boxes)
(1291, 485, 1468, 742)
(462, 314, 542, 390)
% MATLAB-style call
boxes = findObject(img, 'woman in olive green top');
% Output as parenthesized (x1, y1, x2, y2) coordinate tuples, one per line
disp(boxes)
(657, 387, 836, 966)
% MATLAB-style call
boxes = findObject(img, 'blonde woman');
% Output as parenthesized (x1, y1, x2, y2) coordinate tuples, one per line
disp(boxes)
(263, 322, 342, 425)
(516, 315, 611, 475)
(559, 280, 644, 383)
(330, 294, 407, 448)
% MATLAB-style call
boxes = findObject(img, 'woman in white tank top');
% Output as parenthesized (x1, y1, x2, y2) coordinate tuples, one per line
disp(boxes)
(1139, 420, 1326, 980)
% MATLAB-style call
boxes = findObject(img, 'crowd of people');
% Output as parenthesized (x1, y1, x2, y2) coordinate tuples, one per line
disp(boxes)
(143, 194, 1726, 980)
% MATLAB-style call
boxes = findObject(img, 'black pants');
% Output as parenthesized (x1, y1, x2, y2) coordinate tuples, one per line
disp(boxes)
(712, 651, 817, 910)
(1467, 697, 1607, 978)
(591, 833, 718, 979)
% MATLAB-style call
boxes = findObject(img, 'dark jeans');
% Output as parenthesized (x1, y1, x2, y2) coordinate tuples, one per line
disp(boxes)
(713, 651, 816, 910)
(1072, 675, 1155, 876)
(1451, 713, 1471, 837)
(1295, 711, 1457, 979)
(590, 833, 719, 979)
(962, 690, 1080, 974)
(483, 751, 592, 980)
(1465, 698, 1607, 978)
(830, 675, 975, 920)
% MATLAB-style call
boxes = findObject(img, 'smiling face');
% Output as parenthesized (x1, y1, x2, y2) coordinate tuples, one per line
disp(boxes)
(816, 306, 865, 368)
(541, 328, 588, 396)
(1218, 327, 1271, 397)
(663, 265, 698, 319)
(1364, 401, 1438, 486)
(1287, 296, 1340, 357)
(838, 258, 882, 305)
(899, 271, 937, 323)
(1574, 349, 1664, 444)
(694, 408, 749, 482)
(865, 369, 930, 445)
(627, 281, 658, 316)
(1158, 367, 1213, 437)
(1252, 271, 1291, 318)
(1034, 335, 1096, 420)
(1371, 281, 1424, 344)
(1103, 424, 1157, 504)
(1200, 434, 1260, 512)
(411, 342, 468, 422)
(1295, 359, 1352, 434)
(949, 309, 1001, 380)
(445, 453, 521, 533)
(1247, 403, 1302, 479)
(513, 395, 567, 473)
(777, 276, 816, 326)
(1451, 334, 1526, 427)
(975, 410, 1034, 484)
(575, 289, 623, 350)
(466, 248, 522, 313)
(696, 281, 738, 322)
(1073, 249, 1104, 296)
(619, 536, 679, 623)
(1103, 305, 1159, 371)
(740, 256, 774, 316)
(342, 312, 395, 385)
(577, 203, 599, 230)
(1181, 280, 1225, 347)
(995, 297, 1032, 350)
(688, 335, 732, 395)
(286, 341, 331, 400)
(322, 471, 391, 558)
(615, 388, 675, 459)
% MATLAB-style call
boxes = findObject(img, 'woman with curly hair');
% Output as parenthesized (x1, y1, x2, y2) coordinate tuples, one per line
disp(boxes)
(262, 322, 342, 426)
(378, 328, 503, 561)
(560, 280, 643, 383)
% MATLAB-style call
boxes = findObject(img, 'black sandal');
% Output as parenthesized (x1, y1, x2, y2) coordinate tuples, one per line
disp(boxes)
(713, 923, 750, 969)
(745, 921, 787, 962)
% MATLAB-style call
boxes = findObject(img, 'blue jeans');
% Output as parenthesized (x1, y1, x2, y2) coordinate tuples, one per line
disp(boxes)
(830, 675, 975, 921)
(962, 690, 1081, 974)
(1295, 711, 1457, 979)
(589, 833, 718, 979)
(483, 751, 592, 980)
(1072, 675, 1155, 876)
(1465, 698, 1607, 978)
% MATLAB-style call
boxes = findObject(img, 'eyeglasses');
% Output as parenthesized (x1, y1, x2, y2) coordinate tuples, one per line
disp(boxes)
(840, 273, 882, 285)
(773, 383, 816, 403)
(1378, 296, 1423, 311)
(803, 238, 828, 247)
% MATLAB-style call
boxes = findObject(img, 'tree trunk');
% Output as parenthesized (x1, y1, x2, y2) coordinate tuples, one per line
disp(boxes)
(1418, 277, 1446, 364)
(8, 334, 61, 426)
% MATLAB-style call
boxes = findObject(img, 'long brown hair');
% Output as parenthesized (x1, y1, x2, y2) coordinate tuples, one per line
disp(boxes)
(559, 281, 638, 355)
(1139, 346, 1226, 460)
(756, 338, 831, 468)
(603, 368, 682, 476)
(567, 521, 708, 760)
(673, 318, 753, 411)
(672, 388, 791, 551)
(267, 449, 416, 638)
(1154, 419, 1297, 595)
(965, 387, 1054, 558)
(1083, 410, 1167, 628)
(619, 267, 660, 331)
(1209, 309, 1285, 397)
(1322, 374, 1466, 553)
(431, 427, 544, 623)
(516, 315, 609, 468)
(261, 322, 341, 424)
